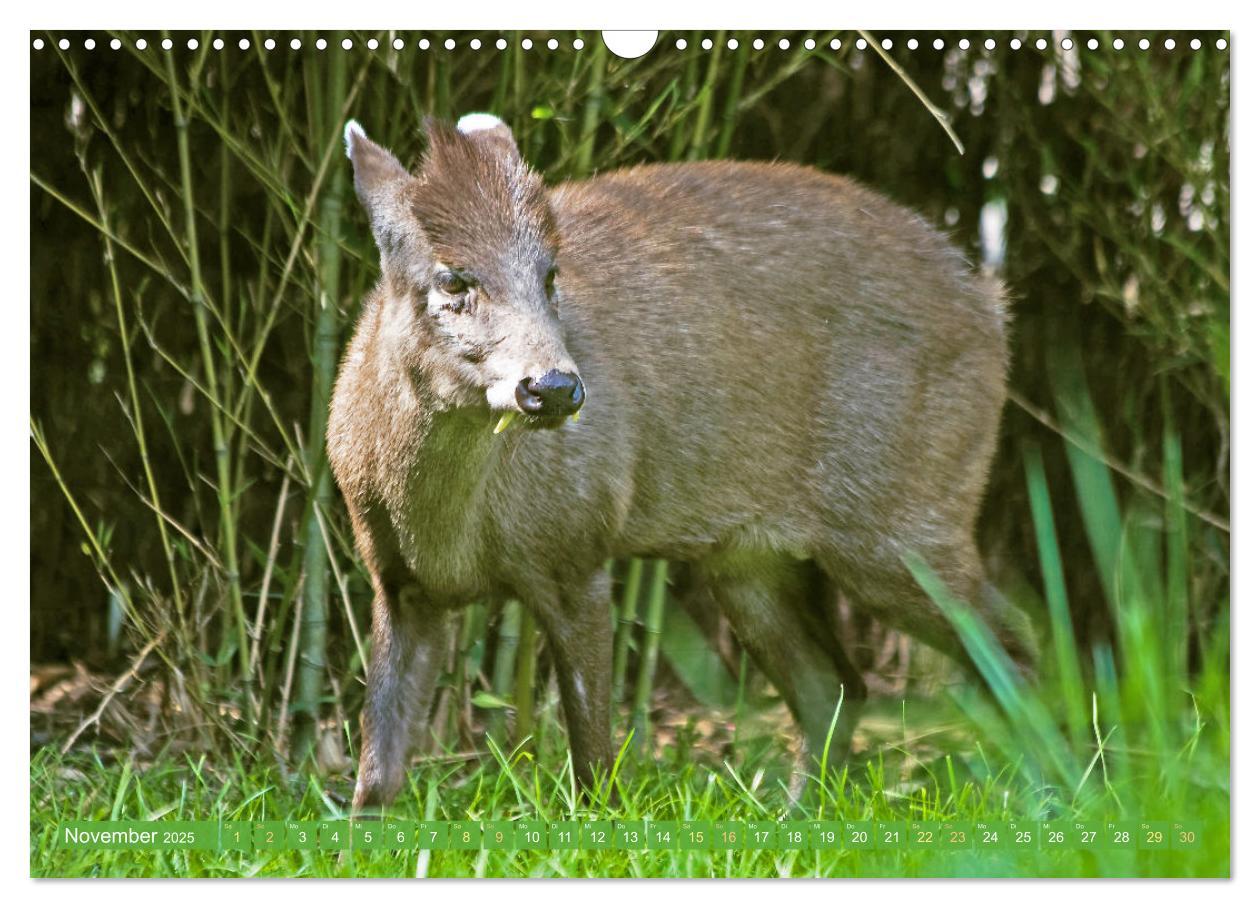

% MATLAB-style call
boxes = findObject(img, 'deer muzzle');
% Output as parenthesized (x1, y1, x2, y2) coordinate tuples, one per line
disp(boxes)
(515, 370, 585, 417)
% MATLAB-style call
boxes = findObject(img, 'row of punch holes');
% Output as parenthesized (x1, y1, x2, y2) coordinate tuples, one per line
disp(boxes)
(32, 34, 1229, 54)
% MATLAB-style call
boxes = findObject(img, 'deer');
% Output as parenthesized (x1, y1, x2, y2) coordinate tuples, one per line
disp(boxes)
(327, 113, 1038, 810)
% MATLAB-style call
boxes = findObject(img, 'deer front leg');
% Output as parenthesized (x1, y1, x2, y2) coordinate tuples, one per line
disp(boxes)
(353, 585, 452, 812)
(532, 571, 614, 794)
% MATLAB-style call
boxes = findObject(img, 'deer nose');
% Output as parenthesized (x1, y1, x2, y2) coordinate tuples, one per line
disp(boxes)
(516, 370, 584, 417)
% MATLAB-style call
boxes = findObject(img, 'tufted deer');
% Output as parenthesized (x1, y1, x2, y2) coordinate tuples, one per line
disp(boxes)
(329, 114, 1037, 809)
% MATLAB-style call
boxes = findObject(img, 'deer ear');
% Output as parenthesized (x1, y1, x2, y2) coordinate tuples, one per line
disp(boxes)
(344, 120, 411, 247)
(455, 112, 521, 162)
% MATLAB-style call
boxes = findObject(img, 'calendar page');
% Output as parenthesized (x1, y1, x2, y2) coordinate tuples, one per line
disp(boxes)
(27, 22, 1231, 881)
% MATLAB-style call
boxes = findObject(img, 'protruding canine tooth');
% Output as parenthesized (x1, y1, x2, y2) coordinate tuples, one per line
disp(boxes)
(493, 412, 516, 434)
(570, 411, 581, 422)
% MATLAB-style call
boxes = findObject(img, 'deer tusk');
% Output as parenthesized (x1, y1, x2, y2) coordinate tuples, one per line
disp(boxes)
(493, 412, 517, 434)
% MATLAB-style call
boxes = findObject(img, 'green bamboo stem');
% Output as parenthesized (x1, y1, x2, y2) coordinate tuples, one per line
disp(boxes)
(668, 34, 703, 161)
(487, 600, 523, 744)
(162, 37, 249, 683)
(714, 36, 750, 158)
(291, 36, 348, 760)
(434, 48, 451, 119)
(687, 31, 726, 161)
(631, 560, 669, 752)
(490, 35, 513, 116)
(611, 558, 644, 704)
(574, 35, 607, 177)
(219, 47, 235, 451)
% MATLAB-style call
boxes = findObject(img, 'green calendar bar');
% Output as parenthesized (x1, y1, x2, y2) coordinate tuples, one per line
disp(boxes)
(50, 817, 1205, 853)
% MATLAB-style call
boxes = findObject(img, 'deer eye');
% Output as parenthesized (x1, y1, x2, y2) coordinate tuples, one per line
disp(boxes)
(544, 266, 558, 297)
(435, 270, 471, 296)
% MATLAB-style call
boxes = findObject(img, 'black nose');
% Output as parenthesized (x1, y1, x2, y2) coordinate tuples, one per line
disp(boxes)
(516, 370, 585, 417)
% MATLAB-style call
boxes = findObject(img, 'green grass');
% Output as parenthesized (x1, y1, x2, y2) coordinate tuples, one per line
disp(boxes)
(30, 694, 1227, 878)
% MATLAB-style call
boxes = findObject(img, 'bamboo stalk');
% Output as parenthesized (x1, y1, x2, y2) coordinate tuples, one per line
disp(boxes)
(631, 560, 669, 752)
(219, 45, 235, 458)
(687, 31, 726, 161)
(291, 36, 348, 761)
(490, 34, 513, 116)
(486, 600, 523, 744)
(611, 558, 644, 704)
(162, 36, 249, 683)
(669, 34, 703, 161)
(714, 36, 750, 158)
(574, 35, 607, 177)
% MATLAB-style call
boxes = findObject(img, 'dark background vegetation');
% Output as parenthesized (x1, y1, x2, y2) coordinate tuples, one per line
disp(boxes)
(30, 31, 1228, 773)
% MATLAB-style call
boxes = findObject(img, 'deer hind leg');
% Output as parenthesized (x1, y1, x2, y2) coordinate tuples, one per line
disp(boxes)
(699, 552, 867, 774)
(821, 537, 1038, 681)
(353, 582, 453, 812)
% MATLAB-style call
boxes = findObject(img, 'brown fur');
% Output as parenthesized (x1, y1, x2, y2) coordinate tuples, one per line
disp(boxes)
(330, 117, 1037, 809)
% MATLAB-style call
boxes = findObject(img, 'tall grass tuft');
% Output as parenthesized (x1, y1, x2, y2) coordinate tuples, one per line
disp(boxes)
(906, 338, 1227, 844)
